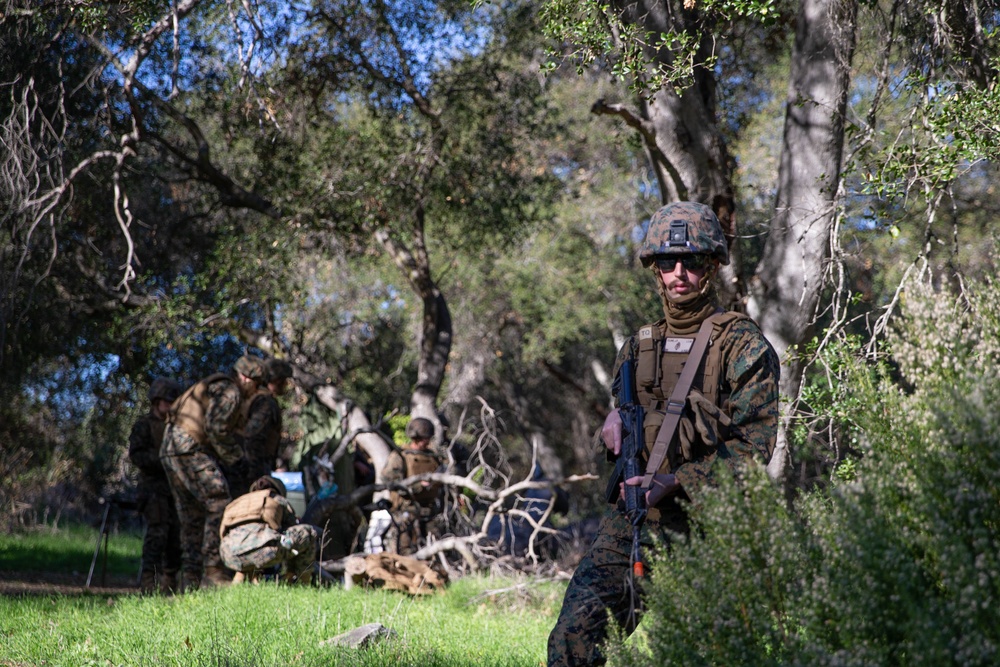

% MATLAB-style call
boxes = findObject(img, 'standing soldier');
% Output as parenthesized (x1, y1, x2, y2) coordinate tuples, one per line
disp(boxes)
(160, 355, 260, 590)
(380, 417, 445, 555)
(547, 202, 780, 666)
(242, 358, 294, 478)
(220, 475, 318, 585)
(226, 356, 269, 498)
(127, 377, 183, 594)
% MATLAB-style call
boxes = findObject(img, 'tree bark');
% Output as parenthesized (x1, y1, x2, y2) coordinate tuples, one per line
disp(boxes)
(374, 225, 453, 443)
(598, 0, 740, 306)
(744, 0, 858, 478)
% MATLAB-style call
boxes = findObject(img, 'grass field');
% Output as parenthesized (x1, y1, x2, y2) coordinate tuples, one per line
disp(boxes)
(0, 526, 567, 667)
(0, 522, 142, 579)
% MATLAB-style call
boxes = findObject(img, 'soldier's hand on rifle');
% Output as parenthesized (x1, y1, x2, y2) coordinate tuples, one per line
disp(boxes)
(621, 473, 679, 507)
(601, 408, 623, 455)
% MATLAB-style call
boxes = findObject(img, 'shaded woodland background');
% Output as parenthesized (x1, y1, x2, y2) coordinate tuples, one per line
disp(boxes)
(2, 0, 1000, 537)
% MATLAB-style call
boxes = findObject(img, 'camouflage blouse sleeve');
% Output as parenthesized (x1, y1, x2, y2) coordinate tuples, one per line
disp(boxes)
(244, 393, 280, 466)
(674, 318, 780, 494)
(275, 494, 298, 527)
(204, 378, 245, 466)
(127, 416, 160, 474)
(380, 449, 408, 509)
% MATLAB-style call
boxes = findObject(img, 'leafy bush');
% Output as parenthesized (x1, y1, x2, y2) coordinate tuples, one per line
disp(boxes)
(612, 277, 1000, 666)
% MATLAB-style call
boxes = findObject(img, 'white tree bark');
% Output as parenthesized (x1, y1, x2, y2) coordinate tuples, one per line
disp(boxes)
(744, 0, 858, 479)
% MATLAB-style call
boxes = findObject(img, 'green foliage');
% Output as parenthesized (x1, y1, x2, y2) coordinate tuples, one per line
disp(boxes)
(611, 467, 805, 666)
(387, 413, 412, 447)
(614, 275, 1000, 665)
(538, 0, 781, 94)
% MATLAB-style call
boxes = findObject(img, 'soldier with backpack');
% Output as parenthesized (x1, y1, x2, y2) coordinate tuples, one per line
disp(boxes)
(368, 417, 445, 555)
(160, 356, 260, 590)
(220, 475, 318, 585)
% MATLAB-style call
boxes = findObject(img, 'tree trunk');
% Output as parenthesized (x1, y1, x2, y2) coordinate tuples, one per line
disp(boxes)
(744, 0, 858, 478)
(602, 0, 741, 306)
(374, 225, 453, 444)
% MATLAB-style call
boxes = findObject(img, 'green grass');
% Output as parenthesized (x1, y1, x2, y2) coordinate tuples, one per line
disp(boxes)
(0, 523, 142, 577)
(0, 575, 564, 666)
(0, 526, 566, 666)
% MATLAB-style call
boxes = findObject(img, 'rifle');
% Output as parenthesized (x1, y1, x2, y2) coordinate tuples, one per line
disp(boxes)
(603, 357, 647, 578)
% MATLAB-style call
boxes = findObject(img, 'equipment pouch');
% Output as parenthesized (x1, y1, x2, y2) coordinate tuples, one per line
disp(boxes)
(635, 326, 661, 390)
(678, 390, 732, 463)
(641, 409, 679, 474)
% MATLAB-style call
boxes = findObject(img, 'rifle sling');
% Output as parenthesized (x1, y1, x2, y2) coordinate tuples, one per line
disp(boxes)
(641, 313, 719, 490)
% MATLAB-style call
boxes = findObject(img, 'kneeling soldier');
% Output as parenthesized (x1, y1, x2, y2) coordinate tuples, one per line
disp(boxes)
(220, 476, 319, 585)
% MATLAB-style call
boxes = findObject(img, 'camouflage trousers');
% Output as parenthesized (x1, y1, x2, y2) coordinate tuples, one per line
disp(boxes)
(220, 523, 319, 580)
(137, 484, 181, 578)
(547, 508, 687, 667)
(388, 508, 422, 556)
(161, 428, 233, 581)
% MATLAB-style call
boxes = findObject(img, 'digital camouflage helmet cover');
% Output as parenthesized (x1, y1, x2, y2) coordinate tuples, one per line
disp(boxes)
(234, 355, 266, 381)
(405, 417, 435, 440)
(639, 201, 729, 267)
(250, 475, 287, 497)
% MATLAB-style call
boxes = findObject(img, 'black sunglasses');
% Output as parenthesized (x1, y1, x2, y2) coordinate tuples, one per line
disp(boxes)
(653, 255, 712, 272)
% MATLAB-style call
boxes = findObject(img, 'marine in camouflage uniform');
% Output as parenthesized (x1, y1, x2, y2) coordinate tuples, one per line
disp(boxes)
(127, 377, 183, 594)
(241, 358, 294, 486)
(220, 476, 318, 585)
(380, 417, 445, 555)
(160, 356, 259, 590)
(225, 356, 270, 498)
(547, 202, 780, 667)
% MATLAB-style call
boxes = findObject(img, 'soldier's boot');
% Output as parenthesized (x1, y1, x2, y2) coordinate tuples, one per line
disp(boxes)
(139, 570, 157, 595)
(200, 566, 233, 588)
(159, 570, 179, 595)
(232, 572, 246, 585)
(182, 571, 201, 593)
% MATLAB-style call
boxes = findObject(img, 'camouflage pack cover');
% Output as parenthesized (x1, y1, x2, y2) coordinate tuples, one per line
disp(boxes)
(639, 201, 729, 266)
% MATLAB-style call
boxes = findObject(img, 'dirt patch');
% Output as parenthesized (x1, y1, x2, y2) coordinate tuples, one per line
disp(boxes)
(0, 570, 138, 597)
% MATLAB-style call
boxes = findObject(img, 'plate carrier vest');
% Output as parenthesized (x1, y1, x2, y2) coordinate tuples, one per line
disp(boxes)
(633, 311, 747, 474)
(220, 489, 286, 538)
(168, 373, 244, 445)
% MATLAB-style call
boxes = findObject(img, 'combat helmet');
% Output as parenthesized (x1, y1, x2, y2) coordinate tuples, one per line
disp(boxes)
(639, 201, 729, 267)
(405, 417, 435, 441)
(233, 355, 266, 382)
(148, 377, 182, 403)
(250, 475, 287, 497)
